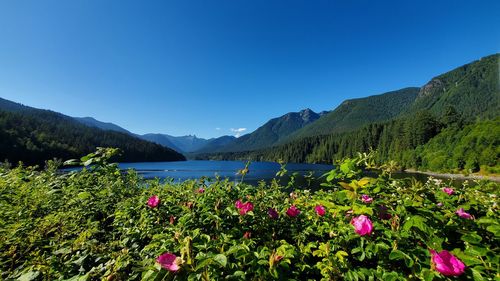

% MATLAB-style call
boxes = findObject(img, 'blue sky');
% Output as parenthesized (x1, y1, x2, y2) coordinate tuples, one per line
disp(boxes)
(0, 0, 498, 138)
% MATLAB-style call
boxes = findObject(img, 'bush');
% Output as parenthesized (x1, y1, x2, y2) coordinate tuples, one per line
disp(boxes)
(0, 149, 498, 280)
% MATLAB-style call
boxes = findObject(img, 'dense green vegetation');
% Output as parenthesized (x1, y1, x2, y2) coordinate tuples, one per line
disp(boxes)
(1, 149, 498, 280)
(408, 54, 499, 121)
(0, 109, 185, 165)
(415, 119, 500, 174)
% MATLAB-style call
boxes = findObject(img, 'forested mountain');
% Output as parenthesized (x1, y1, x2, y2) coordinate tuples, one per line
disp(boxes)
(216, 108, 323, 152)
(199, 54, 500, 173)
(408, 54, 499, 120)
(74, 117, 132, 135)
(284, 87, 419, 141)
(0, 99, 185, 165)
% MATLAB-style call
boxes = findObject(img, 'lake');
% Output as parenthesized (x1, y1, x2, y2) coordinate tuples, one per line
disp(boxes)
(119, 160, 333, 184)
(116, 160, 468, 187)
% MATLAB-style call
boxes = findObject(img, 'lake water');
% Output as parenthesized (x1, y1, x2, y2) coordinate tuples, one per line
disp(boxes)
(116, 160, 467, 187)
(119, 160, 333, 184)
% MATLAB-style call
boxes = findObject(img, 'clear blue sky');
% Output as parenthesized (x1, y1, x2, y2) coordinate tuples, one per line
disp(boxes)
(0, 0, 498, 138)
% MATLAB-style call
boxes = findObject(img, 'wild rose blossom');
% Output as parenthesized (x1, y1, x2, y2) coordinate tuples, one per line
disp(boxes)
(442, 187, 454, 195)
(156, 252, 181, 272)
(235, 200, 244, 209)
(147, 195, 160, 208)
(361, 194, 373, 203)
(268, 208, 279, 219)
(235, 199, 254, 215)
(456, 208, 474, 219)
(314, 205, 326, 216)
(350, 215, 373, 236)
(430, 249, 466, 276)
(286, 205, 301, 217)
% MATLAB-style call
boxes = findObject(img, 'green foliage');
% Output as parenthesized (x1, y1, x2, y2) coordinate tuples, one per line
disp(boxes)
(0, 150, 498, 280)
(417, 118, 500, 173)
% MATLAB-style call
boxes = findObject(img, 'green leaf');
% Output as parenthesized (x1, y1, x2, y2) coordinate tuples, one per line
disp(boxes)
(17, 271, 40, 281)
(471, 268, 485, 281)
(77, 191, 92, 200)
(389, 250, 413, 267)
(461, 233, 482, 244)
(486, 224, 500, 237)
(213, 254, 227, 267)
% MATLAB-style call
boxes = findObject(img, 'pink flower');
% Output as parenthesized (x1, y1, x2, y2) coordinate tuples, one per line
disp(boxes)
(350, 215, 373, 236)
(243, 231, 251, 239)
(147, 195, 160, 208)
(430, 249, 466, 276)
(235, 200, 244, 209)
(314, 205, 326, 216)
(286, 205, 301, 217)
(437, 202, 443, 207)
(456, 208, 474, 220)
(156, 253, 181, 272)
(235, 200, 254, 215)
(268, 208, 279, 219)
(197, 187, 205, 193)
(361, 194, 373, 203)
(442, 187, 454, 195)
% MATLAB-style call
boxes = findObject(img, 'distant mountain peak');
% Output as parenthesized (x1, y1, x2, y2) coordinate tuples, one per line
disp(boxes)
(299, 108, 318, 122)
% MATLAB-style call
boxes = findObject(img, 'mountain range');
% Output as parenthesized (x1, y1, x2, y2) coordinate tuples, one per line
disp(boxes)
(0, 53, 498, 169)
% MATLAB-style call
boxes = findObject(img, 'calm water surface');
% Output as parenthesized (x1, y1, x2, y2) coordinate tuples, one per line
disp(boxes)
(116, 160, 467, 187)
(119, 160, 332, 183)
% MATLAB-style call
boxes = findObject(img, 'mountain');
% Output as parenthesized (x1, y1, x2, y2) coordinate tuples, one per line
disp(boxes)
(74, 117, 132, 135)
(408, 54, 499, 120)
(217, 108, 322, 152)
(139, 134, 210, 153)
(0, 97, 185, 165)
(283, 87, 420, 142)
(192, 135, 237, 154)
(202, 54, 500, 173)
(139, 134, 183, 152)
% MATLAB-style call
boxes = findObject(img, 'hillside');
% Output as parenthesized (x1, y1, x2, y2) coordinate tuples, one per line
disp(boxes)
(409, 53, 499, 120)
(74, 117, 132, 135)
(0, 98, 185, 165)
(283, 87, 420, 142)
(217, 108, 322, 152)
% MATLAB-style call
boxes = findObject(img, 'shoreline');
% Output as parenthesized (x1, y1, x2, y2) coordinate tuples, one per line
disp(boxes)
(404, 169, 500, 183)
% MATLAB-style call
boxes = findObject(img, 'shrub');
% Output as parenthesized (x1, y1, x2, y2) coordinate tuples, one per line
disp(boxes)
(0, 149, 498, 280)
